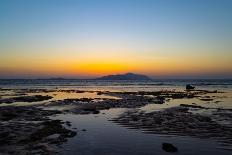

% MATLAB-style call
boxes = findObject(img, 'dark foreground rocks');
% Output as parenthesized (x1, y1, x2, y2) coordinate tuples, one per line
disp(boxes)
(0, 106, 76, 155)
(0, 88, 227, 154)
(110, 106, 232, 145)
(0, 95, 53, 104)
(186, 84, 195, 90)
(162, 143, 178, 152)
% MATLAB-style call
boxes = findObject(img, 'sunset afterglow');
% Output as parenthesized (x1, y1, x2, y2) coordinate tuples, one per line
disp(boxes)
(0, 0, 232, 78)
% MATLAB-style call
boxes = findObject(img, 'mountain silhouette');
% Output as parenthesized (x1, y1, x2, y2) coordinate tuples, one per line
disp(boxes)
(96, 73, 151, 80)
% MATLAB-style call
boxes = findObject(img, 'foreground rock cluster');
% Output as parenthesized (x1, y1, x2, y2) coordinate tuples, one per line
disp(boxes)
(0, 106, 76, 155)
(110, 106, 232, 145)
(0, 95, 53, 104)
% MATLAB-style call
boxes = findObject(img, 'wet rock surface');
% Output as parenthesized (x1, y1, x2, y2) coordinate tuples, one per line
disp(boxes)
(47, 94, 164, 114)
(45, 90, 208, 113)
(110, 106, 232, 145)
(186, 84, 195, 90)
(44, 89, 221, 115)
(0, 106, 76, 155)
(162, 143, 178, 152)
(0, 95, 53, 104)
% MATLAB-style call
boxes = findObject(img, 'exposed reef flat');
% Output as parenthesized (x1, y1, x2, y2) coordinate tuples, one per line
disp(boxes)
(0, 87, 231, 154)
(43, 89, 220, 114)
(110, 106, 232, 145)
(46, 94, 163, 114)
(0, 106, 76, 155)
(0, 95, 53, 104)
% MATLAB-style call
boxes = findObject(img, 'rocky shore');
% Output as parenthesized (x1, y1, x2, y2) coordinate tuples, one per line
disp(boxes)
(0, 95, 53, 104)
(0, 88, 231, 154)
(42, 89, 221, 115)
(0, 106, 76, 155)
(110, 106, 232, 145)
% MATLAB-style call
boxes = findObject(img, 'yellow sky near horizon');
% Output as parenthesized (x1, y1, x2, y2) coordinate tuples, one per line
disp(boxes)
(1, 46, 231, 78)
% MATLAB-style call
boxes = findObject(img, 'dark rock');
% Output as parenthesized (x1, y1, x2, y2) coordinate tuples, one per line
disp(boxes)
(97, 92, 103, 95)
(186, 84, 195, 90)
(1, 111, 18, 121)
(82, 104, 97, 111)
(162, 143, 178, 152)
(29, 120, 76, 142)
(93, 110, 100, 114)
(66, 121, 72, 127)
(200, 98, 214, 101)
(157, 96, 165, 100)
(111, 106, 232, 145)
(0, 106, 76, 154)
(0, 132, 11, 145)
(0, 95, 53, 104)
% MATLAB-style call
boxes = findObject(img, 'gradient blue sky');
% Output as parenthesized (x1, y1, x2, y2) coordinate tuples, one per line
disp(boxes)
(0, 0, 232, 78)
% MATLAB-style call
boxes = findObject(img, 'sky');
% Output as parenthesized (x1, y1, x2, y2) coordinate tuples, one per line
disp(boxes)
(0, 0, 232, 79)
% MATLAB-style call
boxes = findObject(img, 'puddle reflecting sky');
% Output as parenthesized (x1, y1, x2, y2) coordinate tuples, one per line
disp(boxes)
(55, 109, 232, 155)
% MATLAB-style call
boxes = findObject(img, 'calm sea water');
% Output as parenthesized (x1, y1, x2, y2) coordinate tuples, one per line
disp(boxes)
(0, 79, 232, 91)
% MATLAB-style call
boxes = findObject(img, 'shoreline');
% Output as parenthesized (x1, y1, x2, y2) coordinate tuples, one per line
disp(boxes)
(0, 88, 232, 154)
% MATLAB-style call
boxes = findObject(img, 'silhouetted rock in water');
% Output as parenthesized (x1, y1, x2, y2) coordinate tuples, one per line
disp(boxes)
(162, 143, 178, 152)
(200, 98, 214, 101)
(92, 110, 100, 114)
(96, 73, 151, 80)
(66, 121, 72, 127)
(186, 84, 195, 90)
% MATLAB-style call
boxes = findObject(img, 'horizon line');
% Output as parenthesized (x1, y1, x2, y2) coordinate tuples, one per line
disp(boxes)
(0, 77, 232, 80)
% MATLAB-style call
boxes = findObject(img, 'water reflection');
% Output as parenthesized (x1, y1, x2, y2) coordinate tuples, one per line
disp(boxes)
(55, 108, 232, 155)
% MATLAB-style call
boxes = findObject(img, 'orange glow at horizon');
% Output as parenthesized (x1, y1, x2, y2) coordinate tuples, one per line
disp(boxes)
(0, 46, 231, 78)
(1, 52, 231, 78)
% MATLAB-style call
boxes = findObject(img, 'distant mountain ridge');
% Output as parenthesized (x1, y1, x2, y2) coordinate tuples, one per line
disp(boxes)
(96, 73, 152, 80)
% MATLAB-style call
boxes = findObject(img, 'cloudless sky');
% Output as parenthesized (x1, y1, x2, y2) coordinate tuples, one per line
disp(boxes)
(0, 0, 232, 78)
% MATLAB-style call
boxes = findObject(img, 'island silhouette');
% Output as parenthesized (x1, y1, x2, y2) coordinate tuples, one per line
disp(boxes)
(96, 73, 151, 80)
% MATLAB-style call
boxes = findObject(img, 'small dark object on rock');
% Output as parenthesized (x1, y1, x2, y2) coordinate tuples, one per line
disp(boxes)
(200, 98, 214, 101)
(66, 121, 72, 127)
(97, 92, 103, 95)
(186, 84, 195, 90)
(162, 143, 178, 152)
(82, 129, 86, 131)
(93, 110, 100, 114)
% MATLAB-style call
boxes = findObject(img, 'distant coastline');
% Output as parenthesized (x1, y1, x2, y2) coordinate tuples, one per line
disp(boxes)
(96, 73, 152, 80)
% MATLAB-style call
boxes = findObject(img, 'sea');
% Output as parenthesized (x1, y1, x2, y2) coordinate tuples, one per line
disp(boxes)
(0, 79, 232, 91)
(0, 79, 232, 155)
